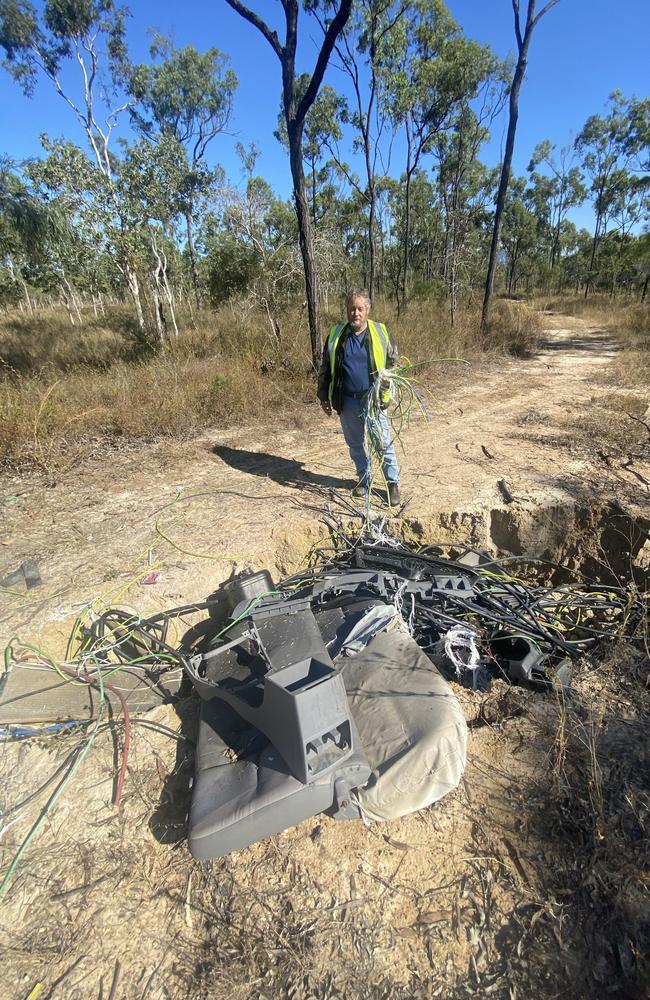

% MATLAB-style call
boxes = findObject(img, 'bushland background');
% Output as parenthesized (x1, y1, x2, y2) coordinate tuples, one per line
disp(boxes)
(0, 1, 648, 471)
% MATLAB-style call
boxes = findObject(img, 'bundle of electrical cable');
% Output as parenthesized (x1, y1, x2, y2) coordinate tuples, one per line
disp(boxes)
(363, 356, 469, 497)
(278, 536, 647, 687)
(0, 599, 209, 900)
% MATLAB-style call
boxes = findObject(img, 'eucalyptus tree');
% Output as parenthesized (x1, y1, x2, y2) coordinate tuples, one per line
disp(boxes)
(0, 0, 149, 327)
(0, 160, 49, 308)
(129, 38, 237, 306)
(595, 233, 636, 297)
(435, 113, 497, 322)
(0, 160, 46, 246)
(315, 0, 408, 299)
(635, 232, 650, 302)
(430, 54, 507, 323)
(598, 174, 650, 295)
(329, 187, 373, 289)
(275, 77, 346, 225)
(608, 174, 650, 245)
(224, 158, 345, 328)
(0, 0, 129, 169)
(480, 0, 560, 337)
(118, 135, 194, 341)
(374, 176, 401, 293)
(627, 97, 650, 173)
(521, 170, 553, 270)
(0, 156, 112, 317)
(41, 216, 92, 322)
(385, 171, 442, 297)
(560, 225, 592, 294)
(389, 0, 505, 312)
(575, 92, 650, 297)
(218, 144, 304, 340)
(224, 0, 353, 367)
(500, 178, 538, 295)
(25, 138, 133, 313)
(526, 141, 585, 271)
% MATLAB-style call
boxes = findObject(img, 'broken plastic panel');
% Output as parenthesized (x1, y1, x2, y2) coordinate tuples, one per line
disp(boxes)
(354, 543, 476, 590)
(187, 608, 361, 786)
(489, 632, 550, 685)
(309, 569, 475, 604)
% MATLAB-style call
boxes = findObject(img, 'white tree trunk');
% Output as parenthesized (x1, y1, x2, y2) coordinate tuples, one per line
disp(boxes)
(126, 268, 145, 331)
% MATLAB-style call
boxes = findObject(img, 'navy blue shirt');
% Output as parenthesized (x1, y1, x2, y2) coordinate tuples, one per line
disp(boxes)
(341, 329, 371, 396)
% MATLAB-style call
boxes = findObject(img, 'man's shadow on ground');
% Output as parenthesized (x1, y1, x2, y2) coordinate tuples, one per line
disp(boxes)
(213, 444, 352, 492)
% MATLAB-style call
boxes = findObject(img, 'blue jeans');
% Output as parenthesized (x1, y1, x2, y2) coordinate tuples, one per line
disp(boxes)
(339, 396, 400, 485)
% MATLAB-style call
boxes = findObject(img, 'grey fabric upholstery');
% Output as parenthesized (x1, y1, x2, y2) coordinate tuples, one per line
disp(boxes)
(343, 631, 467, 820)
(188, 629, 468, 858)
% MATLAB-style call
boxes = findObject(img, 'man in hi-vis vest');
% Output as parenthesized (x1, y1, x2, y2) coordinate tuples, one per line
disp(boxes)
(317, 289, 401, 506)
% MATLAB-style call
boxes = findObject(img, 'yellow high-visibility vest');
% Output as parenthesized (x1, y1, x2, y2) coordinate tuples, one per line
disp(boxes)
(326, 319, 391, 403)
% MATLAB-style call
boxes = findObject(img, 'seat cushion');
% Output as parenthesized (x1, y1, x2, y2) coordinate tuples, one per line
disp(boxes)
(342, 630, 467, 821)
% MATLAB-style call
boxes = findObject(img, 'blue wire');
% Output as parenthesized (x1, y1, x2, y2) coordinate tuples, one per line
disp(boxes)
(0, 720, 84, 739)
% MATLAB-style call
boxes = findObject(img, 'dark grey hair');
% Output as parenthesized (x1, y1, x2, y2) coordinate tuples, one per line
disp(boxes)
(345, 288, 371, 308)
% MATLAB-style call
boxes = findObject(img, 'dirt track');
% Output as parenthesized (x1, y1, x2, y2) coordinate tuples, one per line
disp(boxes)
(0, 314, 649, 999)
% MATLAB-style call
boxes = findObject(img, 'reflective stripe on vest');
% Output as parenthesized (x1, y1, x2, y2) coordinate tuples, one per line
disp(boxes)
(366, 319, 390, 374)
(326, 320, 390, 401)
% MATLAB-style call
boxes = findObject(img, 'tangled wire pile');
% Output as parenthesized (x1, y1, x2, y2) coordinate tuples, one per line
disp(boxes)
(281, 535, 648, 686)
(1, 529, 647, 899)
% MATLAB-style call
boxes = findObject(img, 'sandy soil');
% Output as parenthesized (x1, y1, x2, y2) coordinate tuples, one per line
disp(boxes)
(0, 314, 648, 999)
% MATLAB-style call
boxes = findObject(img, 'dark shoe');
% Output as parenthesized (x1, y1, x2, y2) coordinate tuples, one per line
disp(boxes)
(351, 481, 367, 498)
(387, 482, 401, 506)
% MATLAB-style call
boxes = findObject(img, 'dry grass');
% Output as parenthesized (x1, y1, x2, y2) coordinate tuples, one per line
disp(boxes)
(0, 308, 143, 373)
(602, 348, 650, 392)
(486, 299, 545, 356)
(536, 643, 650, 998)
(0, 356, 314, 468)
(572, 391, 650, 458)
(0, 295, 552, 471)
(0, 301, 317, 469)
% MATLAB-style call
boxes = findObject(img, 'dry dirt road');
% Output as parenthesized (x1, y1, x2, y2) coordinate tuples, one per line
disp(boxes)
(0, 314, 648, 1000)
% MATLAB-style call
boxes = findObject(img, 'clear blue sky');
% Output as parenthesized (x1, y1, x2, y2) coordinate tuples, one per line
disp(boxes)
(2, 1, 649, 232)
